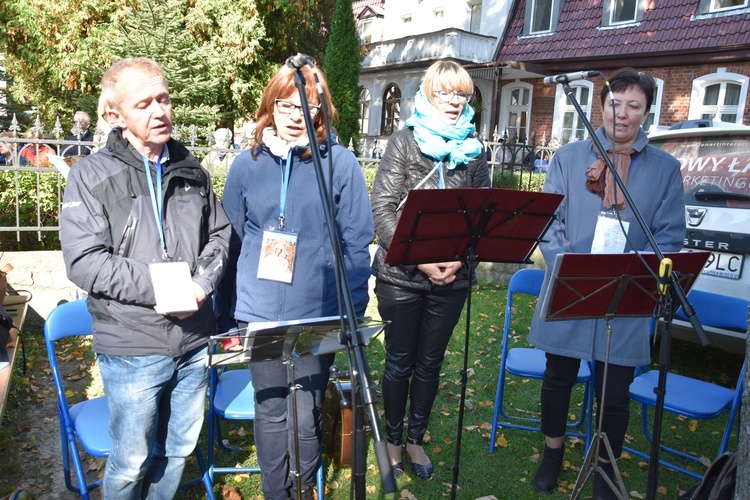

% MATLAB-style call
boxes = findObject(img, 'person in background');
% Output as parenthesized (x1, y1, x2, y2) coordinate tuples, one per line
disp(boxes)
(201, 127, 236, 173)
(529, 67, 684, 498)
(370, 60, 489, 481)
(0, 132, 27, 166)
(60, 57, 230, 498)
(63, 110, 95, 157)
(217, 62, 373, 500)
(20, 129, 54, 167)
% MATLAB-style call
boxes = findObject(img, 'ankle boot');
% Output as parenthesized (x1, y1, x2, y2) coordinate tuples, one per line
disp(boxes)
(593, 461, 618, 500)
(533, 445, 564, 493)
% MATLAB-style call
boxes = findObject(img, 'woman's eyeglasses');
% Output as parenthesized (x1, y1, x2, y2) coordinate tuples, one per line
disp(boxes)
(275, 99, 320, 118)
(433, 90, 473, 104)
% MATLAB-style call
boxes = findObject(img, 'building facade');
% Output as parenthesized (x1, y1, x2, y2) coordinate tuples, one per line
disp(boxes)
(355, 0, 750, 152)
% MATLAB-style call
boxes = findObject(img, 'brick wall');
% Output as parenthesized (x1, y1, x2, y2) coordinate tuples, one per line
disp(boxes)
(514, 61, 750, 143)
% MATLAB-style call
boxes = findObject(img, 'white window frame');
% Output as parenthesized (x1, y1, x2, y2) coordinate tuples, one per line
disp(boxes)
(710, 0, 748, 13)
(359, 88, 371, 135)
(643, 77, 664, 133)
(468, 1, 482, 33)
(688, 68, 748, 125)
(602, 0, 646, 27)
(499, 82, 533, 143)
(552, 80, 594, 143)
(526, 0, 557, 35)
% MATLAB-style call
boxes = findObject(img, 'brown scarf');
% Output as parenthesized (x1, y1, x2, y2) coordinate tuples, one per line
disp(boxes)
(585, 144, 636, 209)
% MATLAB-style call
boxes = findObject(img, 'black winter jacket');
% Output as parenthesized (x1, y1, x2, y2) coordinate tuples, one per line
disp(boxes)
(60, 129, 231, 356)
(370, 128, 491, 291)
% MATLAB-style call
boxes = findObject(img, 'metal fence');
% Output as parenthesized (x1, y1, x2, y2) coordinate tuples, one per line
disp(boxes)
(0, 125, 557, 248)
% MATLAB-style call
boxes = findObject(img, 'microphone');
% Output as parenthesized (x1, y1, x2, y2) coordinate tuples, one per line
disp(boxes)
(543, 70, 601, 85)
(286, 53, 314, 69)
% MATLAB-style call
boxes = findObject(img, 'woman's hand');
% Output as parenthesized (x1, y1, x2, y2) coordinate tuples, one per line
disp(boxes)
(417, 261, 463, 286)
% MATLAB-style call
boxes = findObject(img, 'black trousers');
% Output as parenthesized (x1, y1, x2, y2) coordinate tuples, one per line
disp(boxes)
(540, 352, 635, 460)
(376, 280, 466, 444)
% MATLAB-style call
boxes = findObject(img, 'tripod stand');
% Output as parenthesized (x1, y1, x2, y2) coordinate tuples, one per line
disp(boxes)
(540, 251, 707, 498)
(208, 317, 386, 499)
(385, 187, 563, 498)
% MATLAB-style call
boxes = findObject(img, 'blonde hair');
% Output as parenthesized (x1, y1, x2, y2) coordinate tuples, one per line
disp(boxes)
(420, 60, 474, 95)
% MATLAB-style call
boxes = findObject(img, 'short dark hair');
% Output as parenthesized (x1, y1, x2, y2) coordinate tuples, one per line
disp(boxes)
(600, 67, 656, 110)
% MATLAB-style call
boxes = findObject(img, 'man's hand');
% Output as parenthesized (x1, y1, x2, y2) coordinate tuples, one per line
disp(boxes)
(417, 261, 463, 286)
(159, 282, 207, 320)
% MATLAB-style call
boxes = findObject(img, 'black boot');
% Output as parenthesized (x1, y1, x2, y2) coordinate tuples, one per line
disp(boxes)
(533, 445, 564, 493)
(288, 484, 314, 500)
(593, 461, 618, 500)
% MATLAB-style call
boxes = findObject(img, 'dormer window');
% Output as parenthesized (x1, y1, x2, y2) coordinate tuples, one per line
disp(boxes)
(710, 0, 748, 12)
(602, 0, 646, 27)
(403, 14, 412, 23)
(524, 0, 563, 35)
(697, 0, 748, 14)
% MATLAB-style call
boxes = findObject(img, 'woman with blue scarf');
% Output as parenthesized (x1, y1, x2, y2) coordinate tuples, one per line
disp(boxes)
(371, 60, 490, 481)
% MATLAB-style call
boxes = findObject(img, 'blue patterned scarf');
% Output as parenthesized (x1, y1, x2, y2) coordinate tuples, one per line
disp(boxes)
(405, 89, 483, 170)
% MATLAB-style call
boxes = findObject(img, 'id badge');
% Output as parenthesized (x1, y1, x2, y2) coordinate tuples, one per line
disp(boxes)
(258, 230, 297, 283)
(590, 210, 629, 254)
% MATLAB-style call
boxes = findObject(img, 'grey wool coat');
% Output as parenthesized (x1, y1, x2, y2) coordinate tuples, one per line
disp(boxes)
(528, 127, 685, 367)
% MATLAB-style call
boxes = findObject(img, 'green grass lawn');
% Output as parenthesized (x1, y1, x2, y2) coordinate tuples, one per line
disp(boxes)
(1, 283, 744, 499)
(183, 285, 744, 499)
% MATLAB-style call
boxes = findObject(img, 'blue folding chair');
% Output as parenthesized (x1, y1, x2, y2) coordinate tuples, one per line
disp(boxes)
(626, 290, 749, 478)
(206, 364, 325, 497)
(45, 299, 213, 499)
(489, 268, 594, 453)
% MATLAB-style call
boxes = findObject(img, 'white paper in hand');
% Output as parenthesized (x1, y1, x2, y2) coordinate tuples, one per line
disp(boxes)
(149, 262, 198, 314)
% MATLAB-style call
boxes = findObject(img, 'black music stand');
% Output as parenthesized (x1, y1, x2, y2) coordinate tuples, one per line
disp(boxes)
(540, 251, 708, 499)
(385, 187, 563, 499)
(208, 317, 385, 499)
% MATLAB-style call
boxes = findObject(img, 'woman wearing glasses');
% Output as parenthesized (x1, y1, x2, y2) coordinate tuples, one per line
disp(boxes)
(218, 62, 373, 500)
(371, 60, 489, 481)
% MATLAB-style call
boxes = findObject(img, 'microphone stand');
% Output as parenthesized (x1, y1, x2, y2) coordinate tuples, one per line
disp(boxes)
(560, 80, 708, 500)
(288, 59, 397, 498)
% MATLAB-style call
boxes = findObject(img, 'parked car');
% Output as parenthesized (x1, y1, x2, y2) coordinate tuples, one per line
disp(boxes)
(649, 120, 750, 352)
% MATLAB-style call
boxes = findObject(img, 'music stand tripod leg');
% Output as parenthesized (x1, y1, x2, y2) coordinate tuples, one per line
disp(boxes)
(285, 358, 304, 500)
(571, 320, 628, 500)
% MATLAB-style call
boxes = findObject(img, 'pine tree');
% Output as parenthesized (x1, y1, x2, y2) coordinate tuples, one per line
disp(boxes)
(323, 0, 363, 154)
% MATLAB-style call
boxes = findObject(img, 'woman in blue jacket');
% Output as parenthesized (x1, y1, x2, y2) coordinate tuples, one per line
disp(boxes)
(218, 63, 374, 500)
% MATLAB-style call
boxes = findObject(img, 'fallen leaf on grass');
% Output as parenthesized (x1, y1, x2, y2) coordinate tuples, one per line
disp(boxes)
(495, 434, 508, 448)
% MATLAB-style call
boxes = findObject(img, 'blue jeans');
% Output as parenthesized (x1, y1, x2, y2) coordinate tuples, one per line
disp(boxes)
(98, 345, 209, 499)
(249, 353, 334, 500)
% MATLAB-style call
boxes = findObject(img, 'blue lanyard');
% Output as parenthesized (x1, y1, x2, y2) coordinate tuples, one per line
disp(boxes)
(278, 151, 292, 230)
(436, 160, 445, 189)
(143, 152, 167, 259)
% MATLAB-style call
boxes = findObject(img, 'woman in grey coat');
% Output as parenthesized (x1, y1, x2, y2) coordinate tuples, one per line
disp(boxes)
(529, 68, 685, 498)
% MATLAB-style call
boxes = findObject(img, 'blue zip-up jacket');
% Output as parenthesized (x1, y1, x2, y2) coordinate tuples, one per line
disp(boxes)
(217, 142, 374, 328)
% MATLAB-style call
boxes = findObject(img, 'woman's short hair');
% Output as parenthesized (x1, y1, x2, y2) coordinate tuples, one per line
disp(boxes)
(420, 60, 474, 96)
(252, 64, 336, 151)
(600, 67, 656, 110)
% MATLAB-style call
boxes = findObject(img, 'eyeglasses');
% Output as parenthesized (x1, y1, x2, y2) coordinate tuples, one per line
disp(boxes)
(275, 99, 320, 118)
(434, 90, 473, 104)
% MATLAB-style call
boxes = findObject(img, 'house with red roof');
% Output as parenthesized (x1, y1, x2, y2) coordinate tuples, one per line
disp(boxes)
(495, 0, 750, 144)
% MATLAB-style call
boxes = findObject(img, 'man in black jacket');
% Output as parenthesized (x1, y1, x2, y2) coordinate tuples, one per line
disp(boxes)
(60, 57, 230, 498)
(63, 111, 95, 157)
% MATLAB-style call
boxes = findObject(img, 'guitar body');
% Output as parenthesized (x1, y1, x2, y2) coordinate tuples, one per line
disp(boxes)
(328, 381, 354, 468)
